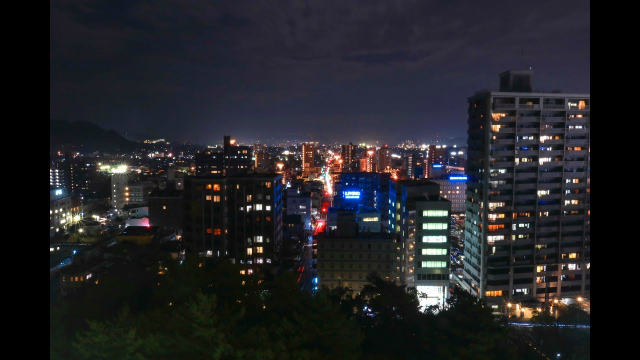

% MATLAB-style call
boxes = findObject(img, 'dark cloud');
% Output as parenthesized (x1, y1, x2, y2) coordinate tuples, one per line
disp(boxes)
(51, 0, 589, 145)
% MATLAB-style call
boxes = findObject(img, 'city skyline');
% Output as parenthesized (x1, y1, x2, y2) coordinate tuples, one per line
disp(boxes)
(51, 0, 589, 145)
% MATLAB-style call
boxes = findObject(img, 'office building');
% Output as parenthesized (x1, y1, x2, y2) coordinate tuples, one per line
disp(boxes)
(413, 196, 451, 309)
(463, 70, 590, 305)
(432, 175, 468, 214)
(426, 145, 448, 179)
(317, 223, 402, 294)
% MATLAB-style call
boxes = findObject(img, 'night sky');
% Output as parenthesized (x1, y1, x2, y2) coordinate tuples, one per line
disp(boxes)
(51, 0, 589, 145)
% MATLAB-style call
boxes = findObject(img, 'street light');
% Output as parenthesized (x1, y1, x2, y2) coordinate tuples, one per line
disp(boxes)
(577, 296, 584, 302)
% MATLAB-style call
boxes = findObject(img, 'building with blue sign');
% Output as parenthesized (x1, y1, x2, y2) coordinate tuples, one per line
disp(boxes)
(333, 172, 391, 226)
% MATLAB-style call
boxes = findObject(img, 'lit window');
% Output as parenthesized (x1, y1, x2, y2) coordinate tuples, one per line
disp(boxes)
(485, 290, 503, 297)
(255, 236, 263, 243)
(422, 223, 447, 230)
(422, 248, 447, 255)
(422, 236, 447, 243)
(247, 248, 253, 256)
(422, 210, 448, 217)
(213, 184, 221, 191)
(421, 261, 446, 268)
(256, 246, 263, 254)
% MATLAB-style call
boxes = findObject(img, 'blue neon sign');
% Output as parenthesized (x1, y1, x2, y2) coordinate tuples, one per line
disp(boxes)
(432, 163, 443, 168)
(449, 175, 468, 182)
(343, 190, 361, 199)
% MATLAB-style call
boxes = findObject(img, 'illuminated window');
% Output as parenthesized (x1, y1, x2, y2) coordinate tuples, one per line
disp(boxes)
(247, 248, 253, 256)
(213, 195, 221, 202)
(422, 261, 446, 268)
(423, 210, 448, 217)
(255, 204, 263, 211)
(422, 248, 447, 256)
(485, 290, 503, 297)
(206, 228, 213, 234)
(536, 265, 546, 273)
(487, 224, 505, 231)
(423, 223, 447, 230)
(213, 184, 221, 191)
(569, 253, 578, 259)
(256, 246, 263, 254)
(422, 236, 447, 243)
(206, 195, 212, 201)
(206, 184, 212, 190)
(266, 205, 271, 211)
(213, 228, 221, 236)
(255, 236, 263, 243)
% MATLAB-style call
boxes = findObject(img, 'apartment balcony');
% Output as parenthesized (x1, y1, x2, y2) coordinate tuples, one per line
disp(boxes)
(538, 182, 561, 190)
(564, 171, 586, 178)
(516, 128, 540, 135)
(515, 183, 537, 190)
(540, 139, 564, 145)
(517, 116, 540, 123)
(537, 235, 560, 243)
(564, 182, 586, 189)
(491, 161, 515, 168)
(515, 172, 537, 181)
(540, 128, 565, 135)
(518, 103, 541, 110)
(536, 248, 558, 256)
(513, 204, 535, 212)
(495, 127, 515, 134)
(541, 116, 566, 123)
(538, 150, 564, 157)
(494, 104, 516, 110)
(565, 150, 587, 157)
(493, 138, 515, 145)
(491, 149, 515, 157)
(537, 172, 562, 180)
(513, 249, 534, 257)
(538, 203, 561, 211)
(564, 160, 587, 167)
(542, 104, 566, 110)
(565, 139, 588, 147)
(561, 225, 584, 233)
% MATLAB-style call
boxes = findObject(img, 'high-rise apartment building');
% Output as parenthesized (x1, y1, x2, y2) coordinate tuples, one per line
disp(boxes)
(463, 70, 590, 305)
(182, 174, 284, 275)
(110, 173, 128, 209)
(223, 136, 253, 176)
(302, 142, 316, 173)
(377, 145, 392, 173)
(341, 143, 357, 172)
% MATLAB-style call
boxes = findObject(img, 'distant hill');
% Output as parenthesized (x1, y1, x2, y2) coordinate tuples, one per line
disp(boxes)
(50, 120, 140, 154)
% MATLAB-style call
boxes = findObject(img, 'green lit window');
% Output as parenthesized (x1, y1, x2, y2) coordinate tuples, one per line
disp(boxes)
(421, 261, 447, 268)
(422, 236, 447, 243)
(422, 210, 448, 217)
(422, 223, 447, 230)
(422, 248, 447, 256)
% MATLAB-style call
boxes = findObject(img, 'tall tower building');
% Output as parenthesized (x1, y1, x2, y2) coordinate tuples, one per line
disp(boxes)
(302, 142, 316, 174)
(426, 145, 447, 179)
(377, 145, 392, 173)
(463, 70, 590, 306)
(341, 143, 357, 172)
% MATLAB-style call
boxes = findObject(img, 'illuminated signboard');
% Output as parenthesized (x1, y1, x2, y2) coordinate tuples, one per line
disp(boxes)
(432, 163, 443, 168)
(54, 189, 63, 196)
(449, 175, 468, 182)
(343, 190, 361, 199)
